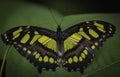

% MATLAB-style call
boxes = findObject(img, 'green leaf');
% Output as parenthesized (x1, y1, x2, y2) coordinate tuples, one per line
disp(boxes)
(0, 2, 120, 77)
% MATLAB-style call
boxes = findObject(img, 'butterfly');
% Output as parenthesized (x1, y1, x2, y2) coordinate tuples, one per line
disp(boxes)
(1, 20, 116, 74)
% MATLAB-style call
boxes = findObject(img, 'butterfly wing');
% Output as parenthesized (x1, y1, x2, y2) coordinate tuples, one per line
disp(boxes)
(1, 26, 59, 72)
(62, 20, 116, 73)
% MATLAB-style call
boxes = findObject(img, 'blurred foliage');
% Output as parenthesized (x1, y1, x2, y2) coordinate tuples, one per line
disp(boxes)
(0, 0, 119, 15)
(0, 2, 120, 77)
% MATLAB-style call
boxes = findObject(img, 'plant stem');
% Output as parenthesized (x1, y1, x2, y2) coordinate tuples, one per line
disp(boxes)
(0, 46, 11, 77)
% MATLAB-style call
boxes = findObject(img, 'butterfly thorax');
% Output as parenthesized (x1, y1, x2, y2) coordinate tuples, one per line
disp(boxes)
(56, 25, 62, 39)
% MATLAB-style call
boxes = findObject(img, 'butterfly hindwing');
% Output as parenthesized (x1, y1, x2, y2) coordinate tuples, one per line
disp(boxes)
(62, 20, 116, 73)
(62, 40, 94, 73)
(1, 26, 59, 72)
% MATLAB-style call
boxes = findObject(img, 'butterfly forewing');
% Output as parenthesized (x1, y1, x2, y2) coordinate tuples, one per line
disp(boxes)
(1, 26, 59, 72)
(62, 20, 116, 73)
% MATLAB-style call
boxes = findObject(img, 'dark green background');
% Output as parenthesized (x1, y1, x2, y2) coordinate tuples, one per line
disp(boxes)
(0, 1, 120, 77)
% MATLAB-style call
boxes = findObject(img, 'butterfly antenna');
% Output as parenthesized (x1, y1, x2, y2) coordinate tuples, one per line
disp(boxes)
(49, 8, 59, 26)
(48, 8, 64, 28)
(59, 16, 64, 28)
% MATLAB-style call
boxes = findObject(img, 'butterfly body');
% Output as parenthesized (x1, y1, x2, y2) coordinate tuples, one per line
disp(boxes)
(1, 20, 116, 74)
(55, 25, 64, 57)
